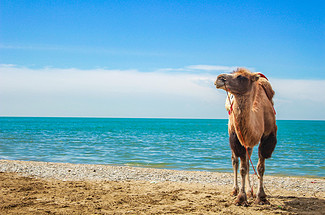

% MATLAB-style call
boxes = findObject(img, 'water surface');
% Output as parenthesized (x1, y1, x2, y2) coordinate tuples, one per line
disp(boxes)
(0, 117, 324, 177)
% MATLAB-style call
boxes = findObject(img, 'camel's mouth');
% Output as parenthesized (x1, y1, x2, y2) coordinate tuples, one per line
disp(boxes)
(214, 77, 226, 89)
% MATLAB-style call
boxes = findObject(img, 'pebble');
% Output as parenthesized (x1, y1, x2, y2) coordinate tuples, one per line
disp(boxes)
(0, 159, 324, 194)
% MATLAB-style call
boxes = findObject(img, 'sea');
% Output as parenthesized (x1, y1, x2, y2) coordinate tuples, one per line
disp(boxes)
(0, 117, 324, 178)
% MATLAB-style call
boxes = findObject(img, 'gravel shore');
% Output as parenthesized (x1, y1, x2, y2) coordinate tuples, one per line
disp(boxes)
(1, 159, 325, 214)
(1, 159, 324, 195)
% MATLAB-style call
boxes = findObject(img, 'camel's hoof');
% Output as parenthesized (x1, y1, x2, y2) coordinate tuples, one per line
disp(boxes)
(235, 200, 249, 207)
(255, 197, 270, 205)
(235, 192, 248, 207)
(247, 191, 255, 199)
(231, 188, 239, 196)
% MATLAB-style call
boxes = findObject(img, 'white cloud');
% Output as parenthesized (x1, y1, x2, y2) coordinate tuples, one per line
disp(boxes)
(271, 78, 325, 103)
(155, 67, 189, 73)
(0, 64, 226, 118)
(270, 78, 325, 120)
(156, 64, 237, 73)
(186, 65, 236, 72)
(0, 43, 165, 57)
(0, 64, 324, 119)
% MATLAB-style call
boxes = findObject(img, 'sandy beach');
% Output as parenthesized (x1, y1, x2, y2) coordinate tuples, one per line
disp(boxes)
(0, 160, 324, 214)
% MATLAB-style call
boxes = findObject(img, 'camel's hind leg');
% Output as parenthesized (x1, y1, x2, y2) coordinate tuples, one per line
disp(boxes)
(256, 157, 268, 204)
(256, 133, 277, 205)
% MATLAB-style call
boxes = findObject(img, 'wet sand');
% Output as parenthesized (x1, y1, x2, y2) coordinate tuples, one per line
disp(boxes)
(0, 160, 324, 214)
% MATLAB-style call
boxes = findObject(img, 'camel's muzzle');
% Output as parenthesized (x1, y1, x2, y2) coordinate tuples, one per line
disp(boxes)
(215, 74, 227, 89)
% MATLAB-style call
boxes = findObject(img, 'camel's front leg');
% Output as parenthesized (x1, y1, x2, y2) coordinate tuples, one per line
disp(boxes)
(245, 147, 254, 198)
(231, 152, 239, 196)
(235, 155, 249, 206)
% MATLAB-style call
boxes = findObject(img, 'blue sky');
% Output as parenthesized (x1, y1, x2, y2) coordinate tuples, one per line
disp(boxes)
(1, 0, 324, 119)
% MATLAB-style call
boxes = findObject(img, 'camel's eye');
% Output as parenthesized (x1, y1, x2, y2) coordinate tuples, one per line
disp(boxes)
(236, 75, 247, 81)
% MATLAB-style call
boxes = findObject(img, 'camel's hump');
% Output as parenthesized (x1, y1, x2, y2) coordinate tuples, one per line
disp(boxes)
(258, 78, 275, 103)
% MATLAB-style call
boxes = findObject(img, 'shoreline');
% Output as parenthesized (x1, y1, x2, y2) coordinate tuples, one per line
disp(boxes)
(1, 159, 324, 180)
(1, 159, 325, 214)
(1, 159, 324, 193)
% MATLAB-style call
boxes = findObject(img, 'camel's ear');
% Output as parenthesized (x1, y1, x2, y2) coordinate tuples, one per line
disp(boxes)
(252, 73, 260, 82)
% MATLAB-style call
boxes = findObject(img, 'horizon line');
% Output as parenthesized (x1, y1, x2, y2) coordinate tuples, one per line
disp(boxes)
(0, 115, 324, 121)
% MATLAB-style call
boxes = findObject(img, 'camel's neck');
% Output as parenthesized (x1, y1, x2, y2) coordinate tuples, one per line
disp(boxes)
(232, 84, 258, 125)
(230, 83, 269, 148)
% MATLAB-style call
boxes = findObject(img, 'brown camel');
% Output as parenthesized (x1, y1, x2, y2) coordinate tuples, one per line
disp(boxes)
(214, 68, 277, 206)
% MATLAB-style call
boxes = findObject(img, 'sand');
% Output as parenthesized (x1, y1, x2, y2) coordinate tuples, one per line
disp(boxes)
(0, 160, 324, 214)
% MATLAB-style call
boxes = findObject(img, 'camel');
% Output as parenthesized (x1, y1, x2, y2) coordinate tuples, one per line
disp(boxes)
(214, 68, 277, 206)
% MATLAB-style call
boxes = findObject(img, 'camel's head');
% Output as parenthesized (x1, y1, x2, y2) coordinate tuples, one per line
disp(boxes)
(214, 68, 260, 95)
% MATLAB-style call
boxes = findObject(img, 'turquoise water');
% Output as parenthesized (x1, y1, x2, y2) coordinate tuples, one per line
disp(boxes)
(0, 117, 324, 177)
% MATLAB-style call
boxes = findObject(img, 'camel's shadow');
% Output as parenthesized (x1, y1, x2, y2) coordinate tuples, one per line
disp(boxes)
(274, 195, 325, 214)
